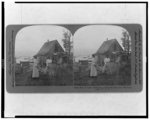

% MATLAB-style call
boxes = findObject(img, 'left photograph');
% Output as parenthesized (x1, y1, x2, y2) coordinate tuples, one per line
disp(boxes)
(15, 25, 73, 86)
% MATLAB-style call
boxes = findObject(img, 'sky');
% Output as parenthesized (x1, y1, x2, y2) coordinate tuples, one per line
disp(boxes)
(73, 25, 128, 57)
(15, 25, 68, 58)
(15, 25, 129, 58)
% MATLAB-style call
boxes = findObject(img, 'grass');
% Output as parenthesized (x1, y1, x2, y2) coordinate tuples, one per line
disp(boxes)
(74, 72, 131, 86)
(15, 65, 73, 86)
(15, 63, 131, 86)
(74, 64, 131, 86)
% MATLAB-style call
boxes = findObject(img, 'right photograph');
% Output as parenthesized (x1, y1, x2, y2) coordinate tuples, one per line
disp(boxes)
(73, 25, 131, 86)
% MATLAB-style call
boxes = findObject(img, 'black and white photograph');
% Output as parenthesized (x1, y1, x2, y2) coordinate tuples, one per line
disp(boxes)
(3, 2, 147, 118)
(15, 25, 73, 86)
(73, 25, 131, 86)
(6, 24, 142, 91)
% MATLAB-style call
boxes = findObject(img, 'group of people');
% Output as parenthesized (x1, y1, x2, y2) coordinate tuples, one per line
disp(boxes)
(32, 54, 112, 79)
(32, 56, 54, 79)
(90, 54, 110, 78)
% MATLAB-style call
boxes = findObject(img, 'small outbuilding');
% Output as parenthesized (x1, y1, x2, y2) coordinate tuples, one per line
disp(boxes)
(34, 40, 65, 67)
(34, 40, 64, 58)
(95, 39, 123, 66)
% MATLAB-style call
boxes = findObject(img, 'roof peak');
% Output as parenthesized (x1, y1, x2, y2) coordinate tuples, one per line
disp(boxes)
(106, 38, 117, 41)
(34, 39, 64, 57)
(46, 39, 57, 43)
(95, 38, 123, 54)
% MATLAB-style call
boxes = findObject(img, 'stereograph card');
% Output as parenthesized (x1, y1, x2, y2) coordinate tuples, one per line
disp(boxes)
(6, 24, 143, 92)
(3, 2, 147, 117)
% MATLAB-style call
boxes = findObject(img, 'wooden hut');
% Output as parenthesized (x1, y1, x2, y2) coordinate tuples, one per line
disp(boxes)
(95, 39, 123, 66)
(34, 40, 65, 67)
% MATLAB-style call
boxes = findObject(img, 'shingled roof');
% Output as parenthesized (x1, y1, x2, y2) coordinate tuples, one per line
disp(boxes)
(96, 39, 123, 55)
(34, 40, 64, 57)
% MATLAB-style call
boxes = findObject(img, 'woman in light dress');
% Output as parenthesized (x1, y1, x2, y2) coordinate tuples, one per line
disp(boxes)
(32, 56, 39, 79)
(46, 57, 52, 69)
(90, 54, 98, 78)
(46, 57, 56, 80)
(103, 55, 110, 73)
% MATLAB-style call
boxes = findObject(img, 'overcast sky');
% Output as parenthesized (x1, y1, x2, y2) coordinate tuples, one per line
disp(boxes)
(15, 25, 129, 58)
(74, 25, 127, 57)
(15, 25, 68, 58)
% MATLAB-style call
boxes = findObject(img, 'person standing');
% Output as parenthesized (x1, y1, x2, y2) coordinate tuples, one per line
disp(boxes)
(46, 57, 56, 81)
(46, 57, 52, 69)
(103, 55, 110, 73)
(90, 54, 98, 78)
(104, 55, 110, 65)
(32, 56, 39, 79)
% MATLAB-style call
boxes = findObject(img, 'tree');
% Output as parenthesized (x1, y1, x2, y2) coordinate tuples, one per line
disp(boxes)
(121, 30, 131, 54)
(62, 31, 73, 63)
